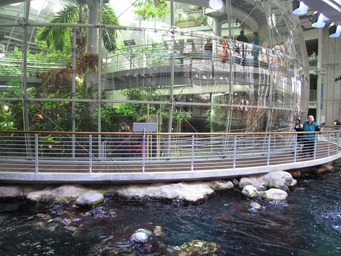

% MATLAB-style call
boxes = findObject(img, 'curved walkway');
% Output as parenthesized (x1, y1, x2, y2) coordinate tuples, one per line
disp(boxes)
(0, 130, 340, 184)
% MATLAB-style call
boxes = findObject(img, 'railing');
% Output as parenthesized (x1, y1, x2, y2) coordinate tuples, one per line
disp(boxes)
(0, 130, 340, 178)
(103, 40, 295, 76)
(0, 40, 299, 84)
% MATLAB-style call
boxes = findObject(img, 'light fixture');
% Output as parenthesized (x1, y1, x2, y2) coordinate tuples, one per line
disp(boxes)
(0, 44, 5, 59)
(292, 0, 308, 15)
(329, 24, 341, 38)
(209, 0, 223, 11)
(311, 12, 328, 28)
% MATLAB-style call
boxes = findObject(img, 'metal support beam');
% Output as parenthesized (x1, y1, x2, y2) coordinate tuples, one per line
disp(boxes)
(316, 28, 323, 125)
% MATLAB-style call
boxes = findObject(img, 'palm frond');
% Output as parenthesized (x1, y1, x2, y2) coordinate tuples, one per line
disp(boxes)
(102, 4, 120, 52)
(36, 3, 81, 52)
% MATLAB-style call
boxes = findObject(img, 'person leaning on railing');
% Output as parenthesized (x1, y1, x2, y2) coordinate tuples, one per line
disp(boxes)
(118, 121, 132, 157)
(302, 115, 320, 156)
(293, 118, 304, 154)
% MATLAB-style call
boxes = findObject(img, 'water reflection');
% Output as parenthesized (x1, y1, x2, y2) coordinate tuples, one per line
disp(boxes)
(1, 162, 341, 255)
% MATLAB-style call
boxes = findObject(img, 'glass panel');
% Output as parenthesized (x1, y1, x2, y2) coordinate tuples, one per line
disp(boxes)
(0, 0, 309, 133)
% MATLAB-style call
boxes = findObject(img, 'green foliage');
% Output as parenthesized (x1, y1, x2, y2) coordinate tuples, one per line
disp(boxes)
(175, 8, 208, 26)
(36, 2, 119, 53)
(0, 47, 69, 77)
(0, 48, 22, 76)
(102, 5, 120, 52)
(144, 42, 169, 67)
(0, 81, 24, 130)
(112, 86, 192, 132)
(133, 0, 169, 20)
(0, 78, 192, 132)
(195, 15, 208, 26)
(36, 3, 80, 52)
(205, 96, 228, 132)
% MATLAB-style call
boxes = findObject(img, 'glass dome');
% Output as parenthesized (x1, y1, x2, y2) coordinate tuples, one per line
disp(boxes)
(0, 0, 309, 133)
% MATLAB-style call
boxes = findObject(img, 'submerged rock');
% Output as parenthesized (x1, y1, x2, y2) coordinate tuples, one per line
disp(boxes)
(249, 201, 262, 212)
(262, 188, 288, 201)
(89, 224, 225, 256)
(89, 225, 169, 255)
(82, 206, 117, 219)
(129, 228, 155, 253)
(176, 239, 226, 255)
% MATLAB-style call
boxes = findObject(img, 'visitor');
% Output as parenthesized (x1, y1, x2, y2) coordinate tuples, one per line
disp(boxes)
(119, 121, 132, 157)
(293, 118, 303, 154)
(309, 51, 317, 66)
(204, 40, 213, 58)
(302, 115, 320, 157)
(119, 121, 131, 133)
(220, 39, 229, 62)
(236, 30, 248, 65)
(251, 32, 259, 66)
(236, 30, 249, 43)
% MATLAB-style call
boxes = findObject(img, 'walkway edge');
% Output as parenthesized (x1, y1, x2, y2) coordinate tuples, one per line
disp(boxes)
(1, 153, 340, 184)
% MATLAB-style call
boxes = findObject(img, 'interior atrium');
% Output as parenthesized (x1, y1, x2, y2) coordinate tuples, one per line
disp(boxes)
(0, 0, 339, 133)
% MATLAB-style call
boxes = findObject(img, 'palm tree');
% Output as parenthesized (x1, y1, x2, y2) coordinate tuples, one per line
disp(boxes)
(36, 0, 119, 91)
(34, 0, 120, 133)
(36, 0, 119, 54)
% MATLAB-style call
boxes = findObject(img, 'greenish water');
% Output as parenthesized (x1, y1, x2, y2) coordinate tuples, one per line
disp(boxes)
(1, 160, 341, 255)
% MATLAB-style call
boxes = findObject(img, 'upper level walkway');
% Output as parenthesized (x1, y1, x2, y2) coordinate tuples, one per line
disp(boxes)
(0, 129, 340, 184)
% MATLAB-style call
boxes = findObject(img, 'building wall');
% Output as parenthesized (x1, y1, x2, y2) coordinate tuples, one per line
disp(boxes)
(305, 28, 341, 125)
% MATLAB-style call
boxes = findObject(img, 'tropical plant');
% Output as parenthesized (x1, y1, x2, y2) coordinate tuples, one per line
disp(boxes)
(0, 80, 23, 130)
(36, 1, 119, 53)
(133, 0, 169, 20)
(110, 87, 192, 132)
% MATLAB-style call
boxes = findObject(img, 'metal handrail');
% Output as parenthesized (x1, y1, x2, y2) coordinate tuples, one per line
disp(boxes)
(0, 130, 340, 176)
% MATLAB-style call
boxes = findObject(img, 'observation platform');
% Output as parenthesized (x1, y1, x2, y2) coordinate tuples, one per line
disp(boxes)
(0, 130, 340, 184)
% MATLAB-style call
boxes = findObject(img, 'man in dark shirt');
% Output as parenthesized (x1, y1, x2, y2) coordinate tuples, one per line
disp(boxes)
(236, 30, 248, 65)
(236, 30, 248, 43)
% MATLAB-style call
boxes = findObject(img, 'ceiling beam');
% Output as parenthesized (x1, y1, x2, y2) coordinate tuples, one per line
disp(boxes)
(300, 0, 341, 24)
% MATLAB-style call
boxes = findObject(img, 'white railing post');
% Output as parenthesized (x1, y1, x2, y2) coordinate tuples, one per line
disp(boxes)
(191, 135, 195, 171)
(35, 134, 39, 173)
(293, 134, 298, 162)
(336, 132, 340, 153)
(142, 130, 146, 172)
(327, 133, 331, 157)
(233, 135, 237, 168)
(89, 135, 92, 173)
(267, 134, 271, 166)
(314, 134, 317, 159)
(102, 140, 107, 161)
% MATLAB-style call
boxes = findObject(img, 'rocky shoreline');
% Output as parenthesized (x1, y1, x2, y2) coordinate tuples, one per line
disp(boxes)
(0, 163, 334, 206)
(0, 163, 335, 255)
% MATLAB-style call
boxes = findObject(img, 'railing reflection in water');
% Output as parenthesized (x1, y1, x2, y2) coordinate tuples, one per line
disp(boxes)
(0, 130, 340, 174)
